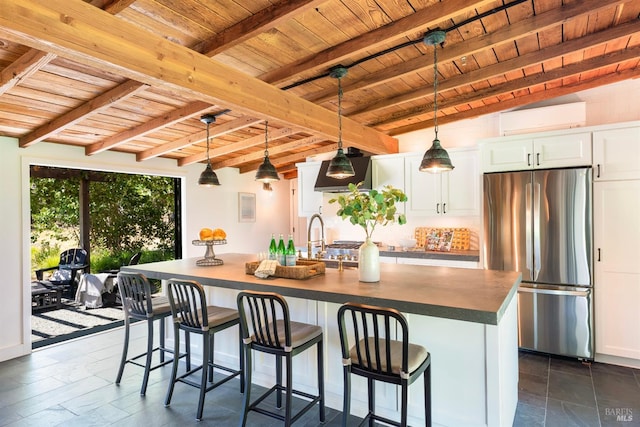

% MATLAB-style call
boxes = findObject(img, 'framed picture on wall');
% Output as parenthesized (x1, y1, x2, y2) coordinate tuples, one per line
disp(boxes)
(238, 192, 256, 222)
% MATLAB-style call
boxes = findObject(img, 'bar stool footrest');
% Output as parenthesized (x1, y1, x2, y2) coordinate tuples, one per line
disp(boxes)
(248, 384, 321, 424)
(177, 363, 241, 392)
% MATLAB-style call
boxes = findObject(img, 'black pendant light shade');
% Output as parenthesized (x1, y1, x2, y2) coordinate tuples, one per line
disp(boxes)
(419, 138, 454, 172)
(326, 66, 355, 179)
(255, 156, 279, 182)
(199, 113, 221, 186)
(255, 121, 280, 183)
(198, 162, 220, 186)
(327, 148, 355, 178)
(420, 31, 454, 173)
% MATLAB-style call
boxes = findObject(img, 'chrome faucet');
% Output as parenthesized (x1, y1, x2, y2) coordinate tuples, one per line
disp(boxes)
(307, 213, 325, 259)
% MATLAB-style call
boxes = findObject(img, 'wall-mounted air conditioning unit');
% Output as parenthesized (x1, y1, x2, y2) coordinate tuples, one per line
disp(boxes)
(499, 102, 586, 136)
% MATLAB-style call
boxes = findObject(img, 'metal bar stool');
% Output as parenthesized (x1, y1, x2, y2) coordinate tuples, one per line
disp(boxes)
(337, 302, 432, 427)
(115, 271, 188, 396)
(237, 290, 325, 426)
(164, 279, 244, 421)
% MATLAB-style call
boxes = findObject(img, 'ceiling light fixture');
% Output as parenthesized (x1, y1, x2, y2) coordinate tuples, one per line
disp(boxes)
(255, 120, 280, 183)
(262, 182, 273, 192)
(420, 30, 454, 173)
(326, 66, 355, 179)
(198, 114, 221, 186)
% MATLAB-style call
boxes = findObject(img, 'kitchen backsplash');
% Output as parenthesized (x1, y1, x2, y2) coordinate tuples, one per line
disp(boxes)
(315, 192, 480, 250)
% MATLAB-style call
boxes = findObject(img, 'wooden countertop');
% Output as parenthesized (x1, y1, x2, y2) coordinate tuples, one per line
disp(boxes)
(124, 254, 520, 325)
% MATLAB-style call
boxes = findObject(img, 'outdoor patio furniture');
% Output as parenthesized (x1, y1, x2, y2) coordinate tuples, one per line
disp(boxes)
(31, 281, 63, 312)
(35, 248, 89, 297)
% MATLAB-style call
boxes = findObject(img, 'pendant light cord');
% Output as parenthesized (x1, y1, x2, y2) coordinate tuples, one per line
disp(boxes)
(205, 121, 211, 165)
(433, 43, 439, 140)
(264, 121, 269, 157)
(338, 76, 343, 150)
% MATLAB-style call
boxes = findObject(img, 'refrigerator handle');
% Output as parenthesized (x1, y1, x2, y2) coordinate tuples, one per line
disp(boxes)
(533, 182, 542, 281)
(525, 182, 533, 277)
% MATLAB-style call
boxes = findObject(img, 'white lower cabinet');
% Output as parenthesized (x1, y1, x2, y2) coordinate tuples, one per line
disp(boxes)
(594, 180, 640, 361)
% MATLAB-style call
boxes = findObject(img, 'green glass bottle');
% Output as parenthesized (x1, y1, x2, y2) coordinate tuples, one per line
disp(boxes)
(268, 234, 277, 260)
(277, 234, 286, 265)
(286, 234, 296, 266)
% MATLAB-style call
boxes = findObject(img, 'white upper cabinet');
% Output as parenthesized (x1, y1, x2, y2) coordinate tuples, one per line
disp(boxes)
(296, 161, 323, 217)
(481, 131, 592, 172)
(404, 148, 480, 217)
(593, 126, 640, 181)
(371, 154, 405, 191)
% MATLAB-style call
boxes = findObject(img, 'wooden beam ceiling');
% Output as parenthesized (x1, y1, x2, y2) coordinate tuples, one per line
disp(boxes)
(0, 0, 398, 156)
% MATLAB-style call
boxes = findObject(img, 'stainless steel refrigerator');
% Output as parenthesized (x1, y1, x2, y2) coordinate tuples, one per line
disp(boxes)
(483, 167, 593, 360)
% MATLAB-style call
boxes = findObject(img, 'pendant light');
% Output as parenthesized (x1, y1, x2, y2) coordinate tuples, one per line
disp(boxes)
(326, 66, 355, 179)
(419, 30, 454, 173)
(198, 114, 221, 186)
(255, 121, 280, 183)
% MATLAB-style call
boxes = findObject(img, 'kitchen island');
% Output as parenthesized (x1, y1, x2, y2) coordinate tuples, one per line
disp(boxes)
(125, 254, 521, 427)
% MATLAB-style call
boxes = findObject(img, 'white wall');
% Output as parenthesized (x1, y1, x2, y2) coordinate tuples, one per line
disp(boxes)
(397, 79, 640, 153)
(0, 138, 289, 362)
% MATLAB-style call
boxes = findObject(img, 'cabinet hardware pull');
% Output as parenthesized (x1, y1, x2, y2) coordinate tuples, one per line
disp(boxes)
(597, 248, 601, 262)
(597, 164, 601, 178)
(527, 153, 531, 166)
(443, 203, 447, 214)
(436, 203, 440, 214)
(536, 153, 540, 166)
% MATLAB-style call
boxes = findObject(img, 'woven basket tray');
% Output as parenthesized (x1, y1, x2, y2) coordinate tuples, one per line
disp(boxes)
(245, 259, 325, 280)
(414, 227, 471, 251)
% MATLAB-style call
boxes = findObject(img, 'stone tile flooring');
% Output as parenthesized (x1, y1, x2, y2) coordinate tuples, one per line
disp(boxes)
(0, 325, 638, 426)
(515, 351, 640, 426)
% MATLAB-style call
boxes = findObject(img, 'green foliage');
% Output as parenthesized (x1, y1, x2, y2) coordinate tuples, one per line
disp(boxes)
(329, 182, 408, 239)
(30, 170, 176, 275)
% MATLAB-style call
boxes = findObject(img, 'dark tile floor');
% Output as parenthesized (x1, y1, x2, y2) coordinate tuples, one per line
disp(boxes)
(0, 326, 639, 426)
(515, 351, 640, 427)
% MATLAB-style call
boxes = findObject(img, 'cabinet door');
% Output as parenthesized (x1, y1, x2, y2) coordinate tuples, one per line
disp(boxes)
(593, 127, 640, 181)
(296, 162, 323, 217)
(404, 154, 441, 216)
(445, 149, 480, 216)
(480, 139, 531, 172)
(372, 154, 405, 190)
(533, 132, 591, 169)
(594, 180, 640, 359)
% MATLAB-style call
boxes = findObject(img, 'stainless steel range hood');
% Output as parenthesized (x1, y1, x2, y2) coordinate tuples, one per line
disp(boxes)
(314, 155, 372, 193)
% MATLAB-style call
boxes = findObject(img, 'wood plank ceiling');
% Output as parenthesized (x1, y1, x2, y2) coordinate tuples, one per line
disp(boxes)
(0, 0, 638, 179)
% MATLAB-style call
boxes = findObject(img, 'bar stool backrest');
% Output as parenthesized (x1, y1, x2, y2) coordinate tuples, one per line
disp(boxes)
(237, 290, 291, 350)
(338, 302, 410, 379)
(166, 279, 209, 333)
(117, 272, 154, 321)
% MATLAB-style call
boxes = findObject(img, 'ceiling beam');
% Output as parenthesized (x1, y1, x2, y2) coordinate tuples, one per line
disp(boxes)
(178, 126, 298, 166)
(19, 80, 149, 147)
(388, 67, 640, 136)
(101, 0, 136, 15)
(86, 101, 212, 155)
(137, 115, 262, 161)
(259, 0, 496, 86)
(0, 0, 397, 155)
(376, 46, 640, 128)
(237, 142, 338, 174)
(354, 20, 640, 118)
(308, 0, 633, 105)
(212, 135, 327, 169)
(0, 49, 55, 95)
(194, 0, 327, 57)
